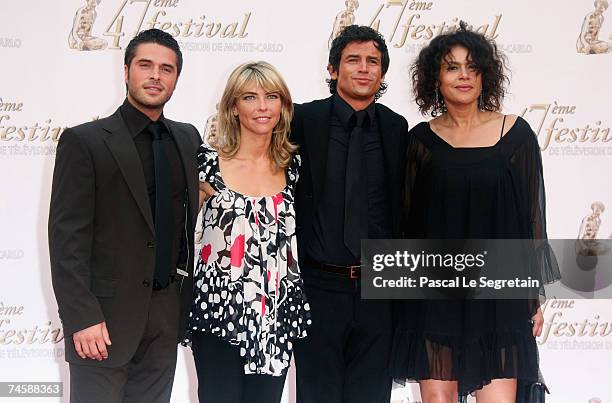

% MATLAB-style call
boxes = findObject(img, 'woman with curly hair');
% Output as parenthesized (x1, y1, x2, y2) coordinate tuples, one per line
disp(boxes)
(184, 61, 311, 403)
(392, 23, 559, 402)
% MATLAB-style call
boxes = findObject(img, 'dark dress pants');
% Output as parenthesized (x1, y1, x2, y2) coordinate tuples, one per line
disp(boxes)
(191, 332, 287, 403)
(69, 282, 181, 403)
(294, 268, 393, 403)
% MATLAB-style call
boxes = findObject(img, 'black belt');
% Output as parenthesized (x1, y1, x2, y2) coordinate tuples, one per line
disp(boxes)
(304, 256, 361, 279)
(152, 275, 177, 291)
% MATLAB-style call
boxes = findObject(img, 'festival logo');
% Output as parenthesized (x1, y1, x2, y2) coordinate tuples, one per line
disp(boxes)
(67, 0, 253, 51)
(579, 202, 606, 241)
(366, 1, 502, 50)
(577, 0, 612, 54)
(0, 301, 64, 360)
(550, 201, 612, 297)
(327, 0, 530, 54)
(520, 102, 611, 155)
(68, 0, 108, 51)
(203, 104, 219, 146)
(0, 97, 69, 155)
(539, 299, 612, 349)
(327, 0, 511, 54)
(572, 202, 611, 291)
(329, 0, 360, 49)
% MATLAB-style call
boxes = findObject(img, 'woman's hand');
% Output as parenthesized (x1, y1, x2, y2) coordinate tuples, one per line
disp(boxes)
(531, 307, 544, 337)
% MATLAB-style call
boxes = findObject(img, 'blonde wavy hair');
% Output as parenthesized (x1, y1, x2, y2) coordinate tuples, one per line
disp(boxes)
(211, 61, 297, 169)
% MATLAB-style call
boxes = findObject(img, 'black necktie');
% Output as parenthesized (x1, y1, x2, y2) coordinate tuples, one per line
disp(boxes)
(148, 121, 173, 288)
(344, 110, 369, 258)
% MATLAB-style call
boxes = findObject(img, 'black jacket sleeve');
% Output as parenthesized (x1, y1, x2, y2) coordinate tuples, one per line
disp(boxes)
(48, 128, 104, 336)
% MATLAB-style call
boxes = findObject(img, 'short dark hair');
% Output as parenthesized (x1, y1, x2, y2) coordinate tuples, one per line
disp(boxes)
(327, 25, 390, 100)
(411, 22, 509, 116)
(124, 29, 183, 75)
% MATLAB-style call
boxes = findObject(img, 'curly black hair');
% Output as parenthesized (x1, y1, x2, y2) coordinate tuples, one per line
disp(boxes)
(124, 28, 183, 76)
(411, 21, 509, 116)
(327, 25, 389, 100)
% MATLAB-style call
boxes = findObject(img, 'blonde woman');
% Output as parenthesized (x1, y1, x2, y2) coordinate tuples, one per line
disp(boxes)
(184, 61, 311, 403)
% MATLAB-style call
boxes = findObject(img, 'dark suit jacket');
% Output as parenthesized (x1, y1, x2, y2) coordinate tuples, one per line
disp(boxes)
(290, 96, 409, 263)
(48, 107, 201, 367)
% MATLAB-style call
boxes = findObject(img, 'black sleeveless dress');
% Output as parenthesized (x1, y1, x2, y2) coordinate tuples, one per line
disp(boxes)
(391, 116, 560, 396)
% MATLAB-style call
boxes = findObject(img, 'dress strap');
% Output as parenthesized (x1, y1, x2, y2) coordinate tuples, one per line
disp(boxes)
(500, 115, 507, 139)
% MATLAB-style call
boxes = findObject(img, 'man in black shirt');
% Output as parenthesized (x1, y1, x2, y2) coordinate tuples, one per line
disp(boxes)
(291, 25, 409, 403)
(48, 29, 201, 403)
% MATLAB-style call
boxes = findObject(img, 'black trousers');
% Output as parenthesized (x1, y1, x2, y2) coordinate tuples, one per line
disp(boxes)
(191, 332, 287, 403)
(69, 282, 181, 403)
(294, 268, 393, 403)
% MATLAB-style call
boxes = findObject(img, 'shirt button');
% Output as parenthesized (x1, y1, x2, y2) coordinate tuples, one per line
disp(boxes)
(142, 279, 151, 287)
(146, 241, 155, 248)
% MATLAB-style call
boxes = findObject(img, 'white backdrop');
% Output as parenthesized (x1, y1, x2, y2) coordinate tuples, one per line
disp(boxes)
(1, 1, 611, 402)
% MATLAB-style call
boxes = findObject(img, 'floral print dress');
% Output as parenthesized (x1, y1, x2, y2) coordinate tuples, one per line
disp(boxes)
(185, 145, 311, 376)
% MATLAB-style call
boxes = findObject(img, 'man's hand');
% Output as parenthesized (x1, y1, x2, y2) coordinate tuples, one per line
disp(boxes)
(531, 307, 544, 337)
(73, 322, 112, 361)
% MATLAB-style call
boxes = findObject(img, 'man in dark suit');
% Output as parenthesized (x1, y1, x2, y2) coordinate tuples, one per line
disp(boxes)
(291, 25, 408, 403)
(48, 29, 201, 403)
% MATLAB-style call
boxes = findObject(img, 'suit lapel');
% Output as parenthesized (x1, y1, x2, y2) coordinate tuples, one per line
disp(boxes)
(102, 110, 155, 234)
(303, 97, 333, 203)
(166, 121, 198, 222)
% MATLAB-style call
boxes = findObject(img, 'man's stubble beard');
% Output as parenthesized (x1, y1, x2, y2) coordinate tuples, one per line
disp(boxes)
(128, 85, 172, 111)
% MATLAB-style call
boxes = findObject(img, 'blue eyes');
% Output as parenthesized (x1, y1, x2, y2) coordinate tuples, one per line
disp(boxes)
(242, 94, 279, 101)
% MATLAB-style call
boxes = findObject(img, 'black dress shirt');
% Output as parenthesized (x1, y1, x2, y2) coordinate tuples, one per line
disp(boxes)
(120, 99, 187, 275)
(307, 94, 392, 266)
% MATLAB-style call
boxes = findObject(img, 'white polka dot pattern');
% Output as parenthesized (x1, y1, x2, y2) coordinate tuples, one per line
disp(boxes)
(183, 145, 311, 376)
